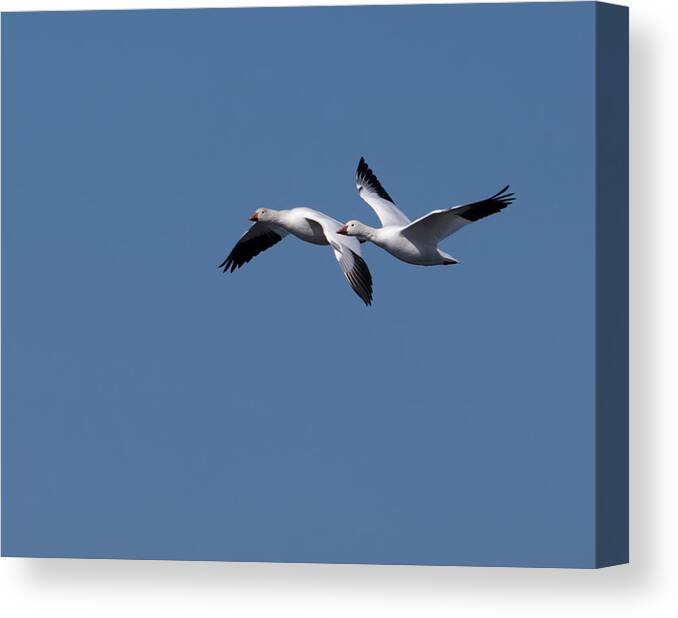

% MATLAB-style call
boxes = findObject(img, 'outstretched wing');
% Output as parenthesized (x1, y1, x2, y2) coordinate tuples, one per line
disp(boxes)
(307, 216, 373, 306)
(219, 222, 288, 273)
(355, 157, 410, 227)
(400, 185, 515, 243)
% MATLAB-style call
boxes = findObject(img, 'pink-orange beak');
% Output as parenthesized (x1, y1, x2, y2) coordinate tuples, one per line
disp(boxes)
(336, 225, 348, 235)
(249, 212, 259, 222)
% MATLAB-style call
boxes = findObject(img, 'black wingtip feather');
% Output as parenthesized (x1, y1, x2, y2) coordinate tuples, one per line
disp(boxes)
(491, 185, 510, 199)
(219, 254, 236, 273)
(489, 185, 515, 204)
(347, 249, 373, 306)
(458, 185, 516, 223)
(356, 157, 395, 204)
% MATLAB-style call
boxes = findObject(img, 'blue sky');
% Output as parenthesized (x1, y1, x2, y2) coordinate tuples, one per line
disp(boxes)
(3, 3, 598, 566)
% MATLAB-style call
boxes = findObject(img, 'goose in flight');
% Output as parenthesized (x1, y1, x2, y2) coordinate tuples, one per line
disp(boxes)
(219, 207, 373, 305)
(337, 157, 514, 266)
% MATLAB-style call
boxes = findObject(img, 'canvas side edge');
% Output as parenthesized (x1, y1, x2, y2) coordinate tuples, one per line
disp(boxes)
(594, 1, 629, 568)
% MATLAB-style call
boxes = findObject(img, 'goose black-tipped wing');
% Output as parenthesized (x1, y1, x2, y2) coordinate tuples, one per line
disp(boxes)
(333, 244, 373, 306)
(357, 156, 395, 203)
(401, 185, 515, 243)
(346, 249, 374, 306)
(219, 222, 288, 273)
(302, 214, 374, 307)
(451, 185, 515, 222)
(355, 157, 411, 227)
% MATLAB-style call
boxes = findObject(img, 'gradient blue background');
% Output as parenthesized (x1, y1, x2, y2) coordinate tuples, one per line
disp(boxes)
(2, 3, 598, 566)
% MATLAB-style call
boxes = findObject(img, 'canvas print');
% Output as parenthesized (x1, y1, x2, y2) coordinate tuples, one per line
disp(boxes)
(1, 2, 628, 568)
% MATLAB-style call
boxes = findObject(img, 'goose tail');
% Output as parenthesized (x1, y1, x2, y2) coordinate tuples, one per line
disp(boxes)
(439, 250, 460, 265)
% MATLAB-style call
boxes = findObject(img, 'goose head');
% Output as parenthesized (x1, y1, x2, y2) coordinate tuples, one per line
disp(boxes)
(249, 208, 275, 222)
(337, 220, 372, 240)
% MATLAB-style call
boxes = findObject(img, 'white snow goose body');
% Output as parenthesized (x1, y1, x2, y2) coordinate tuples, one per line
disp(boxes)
(337, 157, 514, 266)
(219, 207, 373, 305)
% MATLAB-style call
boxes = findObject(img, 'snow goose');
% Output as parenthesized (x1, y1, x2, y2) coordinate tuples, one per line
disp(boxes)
(219, 207, 373, 305)
(337, 157, 515, 266)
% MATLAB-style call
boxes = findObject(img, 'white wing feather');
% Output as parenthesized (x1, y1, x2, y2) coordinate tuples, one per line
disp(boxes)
(401, 186, 515, 243)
